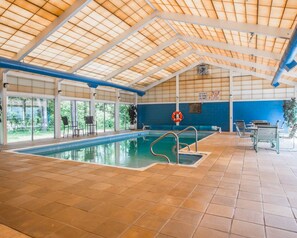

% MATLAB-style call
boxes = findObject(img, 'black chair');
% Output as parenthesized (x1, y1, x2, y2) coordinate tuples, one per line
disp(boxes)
(61, 116, 78, 137)
(84, 116, 97, 135)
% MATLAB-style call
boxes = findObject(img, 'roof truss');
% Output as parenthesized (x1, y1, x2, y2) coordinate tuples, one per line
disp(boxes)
(69, 11, 159, 73)
(181, 36, 281, 61)
(143, 52, 297, 91)
(157, 12, 292, 39)
(128, 50, 194, 86)
(205, 61, 297, 87)
(143, 61, 202, 91)
(68, 10, 292, 74)
(193, 50, 295, 77)
(102, 35, 180, 81)
(2, 3, 296, 90)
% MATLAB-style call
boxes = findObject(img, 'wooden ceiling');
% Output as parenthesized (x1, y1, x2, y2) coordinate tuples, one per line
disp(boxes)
(0, 0, 296, 90)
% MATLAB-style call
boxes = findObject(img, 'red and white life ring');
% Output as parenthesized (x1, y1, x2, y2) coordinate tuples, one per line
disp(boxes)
(172, 111, 184, 123)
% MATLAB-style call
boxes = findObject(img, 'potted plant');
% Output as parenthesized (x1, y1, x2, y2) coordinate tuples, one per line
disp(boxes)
(283, 98, 297, 127)
(128, 104, 137, 130)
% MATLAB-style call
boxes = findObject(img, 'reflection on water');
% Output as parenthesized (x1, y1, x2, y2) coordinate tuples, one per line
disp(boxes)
(42, 135, 207, 168)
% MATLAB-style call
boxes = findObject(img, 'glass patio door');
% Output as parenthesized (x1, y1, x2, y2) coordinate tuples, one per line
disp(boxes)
(7, 97, 33, 143)
(33, 98, 55, 140)
(95, 103, 104, 132)
(105, 103, 114, 132)
(60, 100, 90, 136)
(95, 102, 115, 132)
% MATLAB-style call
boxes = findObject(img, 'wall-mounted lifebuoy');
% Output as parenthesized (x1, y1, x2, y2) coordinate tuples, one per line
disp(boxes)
(172, 111, 184, 123)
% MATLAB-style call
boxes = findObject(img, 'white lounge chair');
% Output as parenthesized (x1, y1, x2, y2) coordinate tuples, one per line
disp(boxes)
(234, 120, 251, 138)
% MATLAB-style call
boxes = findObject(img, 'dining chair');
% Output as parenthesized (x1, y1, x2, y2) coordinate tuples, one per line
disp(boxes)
(61, 116, 78, 137)
(84, 116, 97, 135)
(253, 125, 279, 154)
(234, 120, 251, 138)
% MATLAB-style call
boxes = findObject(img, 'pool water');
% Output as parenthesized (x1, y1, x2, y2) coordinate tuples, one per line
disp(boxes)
(20, 132, 211, 168)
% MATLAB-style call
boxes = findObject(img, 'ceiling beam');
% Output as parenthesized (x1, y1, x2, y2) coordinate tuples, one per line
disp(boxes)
(102, 35, 180, 82)
(181, 36, 281, 61)
(69, 11, 158, 73)
(194, 50, 295, 78)
(143, 61, 202, 91)
(144, 0, 156, 10)
(204, 61, 297, 86)
(157, 12, 292, 39)
(128, 50, 194, 86)
(195, 50, 275, 72)
(14, 0, 92, 61)
(143, 56, 296, 92)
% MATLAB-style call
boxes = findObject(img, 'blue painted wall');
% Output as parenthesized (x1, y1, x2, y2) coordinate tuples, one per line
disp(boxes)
(137, 102, 229, 131)
(233, 100, 285, 130)
(138, 100, 285, 132)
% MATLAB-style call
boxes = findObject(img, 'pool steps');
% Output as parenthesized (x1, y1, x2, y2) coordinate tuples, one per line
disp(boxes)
(150, 126, 200, 164)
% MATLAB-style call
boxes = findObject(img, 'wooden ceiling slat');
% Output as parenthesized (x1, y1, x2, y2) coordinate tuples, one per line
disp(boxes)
(0, 0, 296, 87)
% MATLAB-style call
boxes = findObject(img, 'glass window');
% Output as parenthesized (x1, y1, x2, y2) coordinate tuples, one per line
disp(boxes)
(61, 100, 90, 136)
(95, 102, 104, 133)
(104, 103, 115, 132)
(33, 98, 55, 140)
(76, 101, 90, 129)
(7, 96, 54, 143)
(95, 102, 115, 132)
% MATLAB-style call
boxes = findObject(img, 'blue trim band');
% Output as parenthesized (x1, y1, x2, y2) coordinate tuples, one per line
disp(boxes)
(0, 56, 145, 96)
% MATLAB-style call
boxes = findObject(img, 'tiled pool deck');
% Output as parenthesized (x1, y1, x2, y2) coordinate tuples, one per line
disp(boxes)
(0, 132, 297, 238)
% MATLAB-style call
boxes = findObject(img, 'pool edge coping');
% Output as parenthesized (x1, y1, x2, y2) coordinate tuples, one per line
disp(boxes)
(5, 130, 216, 171)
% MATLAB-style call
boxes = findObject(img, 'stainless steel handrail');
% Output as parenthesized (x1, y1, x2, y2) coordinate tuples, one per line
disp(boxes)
(150, 131, 179, 164)
(177, 126, 198, 152)
(179, 142, 190, 151)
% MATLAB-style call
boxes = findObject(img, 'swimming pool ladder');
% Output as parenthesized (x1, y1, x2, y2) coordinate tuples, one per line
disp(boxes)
(177, 126, 198, 152)
(150, 126, 198, 164)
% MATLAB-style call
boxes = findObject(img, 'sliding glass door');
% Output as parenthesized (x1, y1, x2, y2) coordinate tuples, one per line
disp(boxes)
(60, 100, 90, 136)
(33, 98, 55, 140)
(7, 96, 54, 143)
(95, 103, 104, 132)
(105, 103, 115, 132)
(95, 102, 115, 132)
(77, 101, 90, 129)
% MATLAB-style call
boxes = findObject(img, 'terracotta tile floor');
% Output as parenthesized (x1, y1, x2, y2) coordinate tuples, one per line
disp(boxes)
(0, 133, 297, 238)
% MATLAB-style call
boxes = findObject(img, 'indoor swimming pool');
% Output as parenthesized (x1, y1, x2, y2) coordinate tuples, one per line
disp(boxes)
(17, 131, 212, 169)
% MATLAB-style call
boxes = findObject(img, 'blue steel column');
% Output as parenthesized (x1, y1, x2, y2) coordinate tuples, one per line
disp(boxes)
(272, 26, 297, 87)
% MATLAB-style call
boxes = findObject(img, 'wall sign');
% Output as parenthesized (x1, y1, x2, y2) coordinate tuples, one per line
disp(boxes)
(198, 91, 221, 101)
(210, 90, 220, 100)
(198, 92, 208, 102)
(189, 103, 202, 113)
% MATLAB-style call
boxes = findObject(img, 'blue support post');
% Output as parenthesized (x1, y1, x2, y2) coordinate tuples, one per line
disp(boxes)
(272, 25, 297, 87)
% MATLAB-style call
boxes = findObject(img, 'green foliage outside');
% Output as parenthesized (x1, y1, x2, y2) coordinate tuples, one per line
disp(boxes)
(283, 98, 297, 127)
(95, 103, 115, 131)
(7, 97, 55, 142)
(7, 97, 131, 142)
